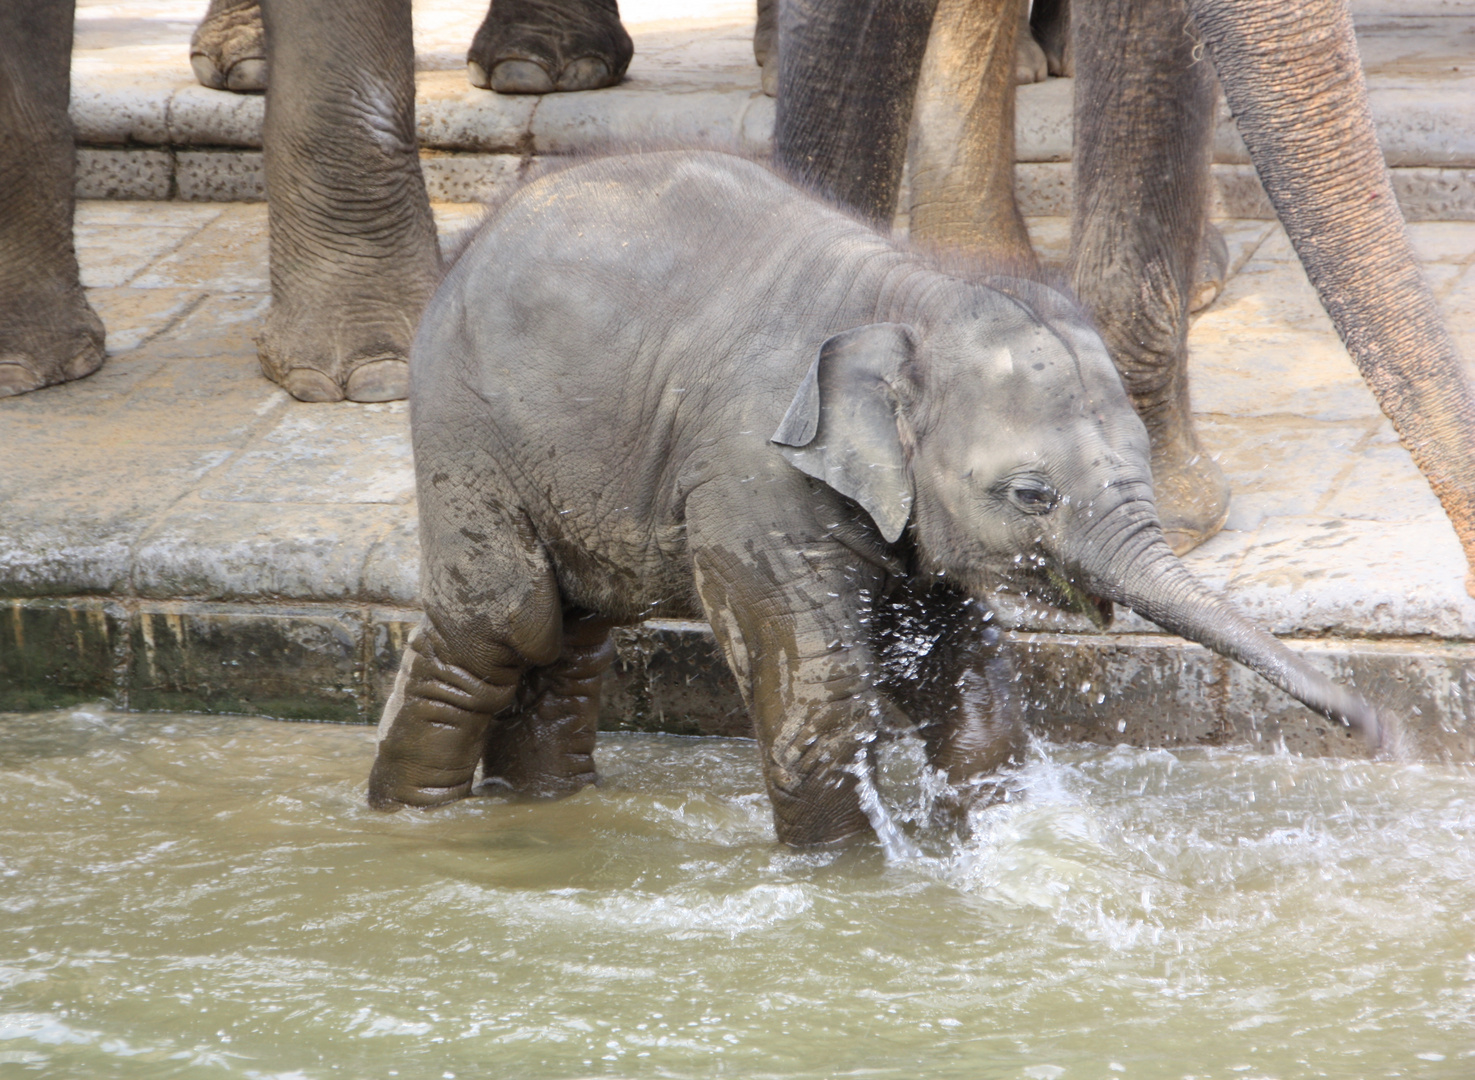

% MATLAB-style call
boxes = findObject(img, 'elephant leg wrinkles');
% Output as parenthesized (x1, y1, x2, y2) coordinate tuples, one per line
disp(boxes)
(0, 0, 105, 398)
(370, 472, 565, 809)
(256, 0, 440, 403)
(1069, 0, 1229, 555)
(481, 610, 616, 799)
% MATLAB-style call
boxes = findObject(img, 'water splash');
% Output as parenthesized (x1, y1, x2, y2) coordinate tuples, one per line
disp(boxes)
(846, 752, 920, 861)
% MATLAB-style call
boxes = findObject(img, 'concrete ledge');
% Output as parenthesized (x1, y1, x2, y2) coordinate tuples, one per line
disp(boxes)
(71, 147, 1475, 221)
(6, 597, 1471, 762)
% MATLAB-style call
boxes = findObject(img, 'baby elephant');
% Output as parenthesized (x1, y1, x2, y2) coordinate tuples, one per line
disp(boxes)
(369, 150, 1381, 846)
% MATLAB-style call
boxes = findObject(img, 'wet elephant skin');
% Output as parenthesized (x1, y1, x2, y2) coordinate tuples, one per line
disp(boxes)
(368, 151, 1382, 848)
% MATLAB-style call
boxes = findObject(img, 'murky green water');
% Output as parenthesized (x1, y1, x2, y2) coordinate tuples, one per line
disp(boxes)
(0, 707, 1471, 1079)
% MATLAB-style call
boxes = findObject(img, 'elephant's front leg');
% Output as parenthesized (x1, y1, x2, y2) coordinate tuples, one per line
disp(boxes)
(690, 528, 890, 848)
(481, 610, 617, 799)
(875, 587, 1023, 823)
(1069, 0, 1228, 554)
(255, 0, 440, 403)
(0, 0, 105, 398)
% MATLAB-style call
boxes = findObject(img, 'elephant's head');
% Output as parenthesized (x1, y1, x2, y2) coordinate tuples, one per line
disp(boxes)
(773, 280, 1383, 749)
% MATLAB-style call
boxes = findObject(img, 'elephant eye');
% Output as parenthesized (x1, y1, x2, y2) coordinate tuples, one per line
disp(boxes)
(1004, 478, 1058, 515)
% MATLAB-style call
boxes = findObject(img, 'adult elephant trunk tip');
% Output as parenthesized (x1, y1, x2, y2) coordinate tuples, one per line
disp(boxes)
(1063, 522, 1388, 754)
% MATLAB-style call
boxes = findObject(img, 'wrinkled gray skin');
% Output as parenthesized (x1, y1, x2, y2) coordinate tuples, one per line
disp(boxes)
(0, 0, 440, 403)
(369, 151, 1381, 848)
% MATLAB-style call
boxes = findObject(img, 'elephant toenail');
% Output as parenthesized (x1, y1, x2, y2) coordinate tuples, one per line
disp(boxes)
(64, 343, 106, 381)
(345, 359, 410, 403)
(557, 57, 613, 91)
(0, 360, 45, 399)
(467, 60, 492, 88)
(226, 57, 267, 92)
(190, 53, 227, 90)
(489, 59, 557, 94)
(282, 368, 345, 403)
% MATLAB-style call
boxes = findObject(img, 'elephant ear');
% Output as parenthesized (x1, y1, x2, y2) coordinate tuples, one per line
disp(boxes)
(772, 322, 916, 543)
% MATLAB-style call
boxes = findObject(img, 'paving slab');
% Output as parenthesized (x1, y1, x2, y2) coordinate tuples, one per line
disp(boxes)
(3, 199, 1475, 759)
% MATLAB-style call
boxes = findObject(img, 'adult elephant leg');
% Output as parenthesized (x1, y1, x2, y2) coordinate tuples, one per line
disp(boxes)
(1030, 0, 1071, 78)
(190, 0, 266, 93)
(1187, 0, 1475, 595)
(0, 0, 105, 398)
(481, 610, 616, 799)
(774, 0, 939, 227)
(754, 0, 778, 97)
(467, 0, 632, 93)
(1014, 0, 1048, 84)
(907, 0, 1035, 267)
(257, 0, 439, 403)
(1191, 220, 1230, 313)
(1069, 0, 1227, 554)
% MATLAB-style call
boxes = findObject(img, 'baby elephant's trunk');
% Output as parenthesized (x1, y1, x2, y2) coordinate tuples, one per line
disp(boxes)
(1059, 500, 1384, 750)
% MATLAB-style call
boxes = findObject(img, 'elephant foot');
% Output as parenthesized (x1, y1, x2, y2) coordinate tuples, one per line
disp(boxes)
(1030, 0, 1072, 78)
(467, 0, 633, 94)
(1041, 35, 1072, 78)
(0, 292, 105, 399)
(481, 712, 598, 799)
(1150, 438, 1231, 555)
(1016, 29, 1049, 84)
(190, 0, 266, 93)
(754, 0, 778, 97)
(1189, 222, 1231, 314)
(258, 312, 415, 403)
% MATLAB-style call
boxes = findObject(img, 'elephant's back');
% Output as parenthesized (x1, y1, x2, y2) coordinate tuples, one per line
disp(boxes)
(417, 150, 903, 414)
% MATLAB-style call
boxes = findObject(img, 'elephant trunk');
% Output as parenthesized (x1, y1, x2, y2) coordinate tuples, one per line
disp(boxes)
(1187, 0, 1475, 593)
(1055, 493, 1383, 749)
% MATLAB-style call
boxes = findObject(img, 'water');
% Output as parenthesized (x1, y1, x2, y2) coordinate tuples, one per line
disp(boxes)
(1, 707, 1471, 1079)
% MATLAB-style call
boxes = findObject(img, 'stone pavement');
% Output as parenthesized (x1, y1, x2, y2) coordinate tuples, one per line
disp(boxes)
(2, 0, 1474, 759)
(71, 0, 1475, 217)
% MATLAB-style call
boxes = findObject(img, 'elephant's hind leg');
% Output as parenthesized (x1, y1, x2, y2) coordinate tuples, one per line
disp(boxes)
(370, 618, 530, 808)
(370, 487, 564, 810)
(481, 610, 615, 799)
